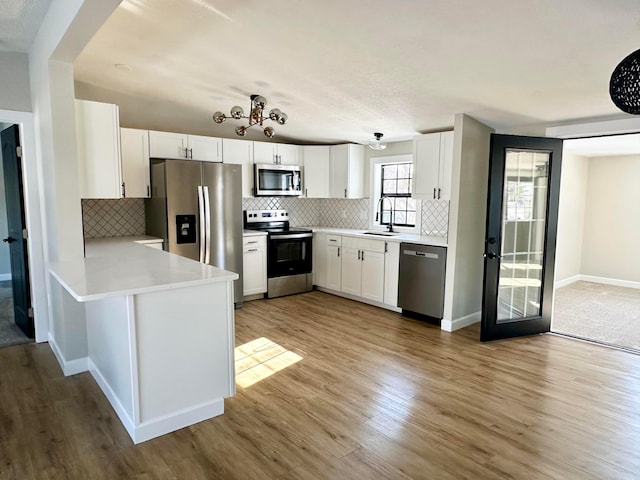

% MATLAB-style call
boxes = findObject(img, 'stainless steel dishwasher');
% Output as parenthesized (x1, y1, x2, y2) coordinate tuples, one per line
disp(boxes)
(398, 243, 447, 318)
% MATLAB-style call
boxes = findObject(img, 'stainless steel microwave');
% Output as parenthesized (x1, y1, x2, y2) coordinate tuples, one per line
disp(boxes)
(254, 164, 302, 196)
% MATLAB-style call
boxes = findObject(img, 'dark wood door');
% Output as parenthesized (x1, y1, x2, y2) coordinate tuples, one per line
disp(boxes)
(481, 134, 563, 341)
(1, 125, 32, 338)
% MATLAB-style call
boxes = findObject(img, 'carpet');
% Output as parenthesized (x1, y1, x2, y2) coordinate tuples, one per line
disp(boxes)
(552, 281, 640, 351)
(0, 280, 31, 348)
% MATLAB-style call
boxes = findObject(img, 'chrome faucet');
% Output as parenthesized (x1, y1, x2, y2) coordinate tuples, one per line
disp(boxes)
(376, 195, 395, 232)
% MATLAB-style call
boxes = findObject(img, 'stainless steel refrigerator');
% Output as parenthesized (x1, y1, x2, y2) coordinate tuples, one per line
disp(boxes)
(145, 159, 243, 305)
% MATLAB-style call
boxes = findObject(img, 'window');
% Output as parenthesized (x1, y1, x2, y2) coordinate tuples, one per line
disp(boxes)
(379, 162, 417, 227)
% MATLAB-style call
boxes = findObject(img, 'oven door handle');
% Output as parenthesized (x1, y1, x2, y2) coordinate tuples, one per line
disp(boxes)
(269, 233, 313, 240)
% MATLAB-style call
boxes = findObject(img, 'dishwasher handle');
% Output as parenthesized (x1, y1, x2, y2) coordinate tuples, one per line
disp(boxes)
(402, 248, 439, 259)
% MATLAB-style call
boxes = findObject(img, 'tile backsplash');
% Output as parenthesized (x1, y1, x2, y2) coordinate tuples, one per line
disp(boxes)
(82, 199, 146, 238)
(83, 196, 448, 239)
(242, 197, 448, 237)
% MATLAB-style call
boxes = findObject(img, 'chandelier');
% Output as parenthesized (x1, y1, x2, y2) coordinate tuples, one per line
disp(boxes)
(610, 48, 640, 114)
(213, 94, 288, 138)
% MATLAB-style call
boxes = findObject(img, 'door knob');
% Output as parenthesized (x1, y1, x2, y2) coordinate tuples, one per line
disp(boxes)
(483, 252, 501, 259)
(3, 237, 14, 243)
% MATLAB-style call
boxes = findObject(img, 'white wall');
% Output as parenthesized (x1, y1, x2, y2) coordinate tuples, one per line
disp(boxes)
(581, 155, 640, 282)
(0, 52, 32, 112)
(555, 153, 589, 283)
(442, 114, 493, 331)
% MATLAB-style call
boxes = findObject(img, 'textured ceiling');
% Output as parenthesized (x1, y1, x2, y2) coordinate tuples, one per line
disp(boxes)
(0, 0, 51, 52)
(73, 0, 640, 145)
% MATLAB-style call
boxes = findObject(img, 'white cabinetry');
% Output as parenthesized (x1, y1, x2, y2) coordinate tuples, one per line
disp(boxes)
(222, 138, 254, 197)
(149, 130, 222, 162)
(243, 235, 267, 296)
(253, 141, 300, 165)
(330, 144, 364, 198)
(302, 146, 330, 198)
(313, 232, 327, 287)
(326, 234, 342, 291)
(340, 236, 385, 302)
(383, 241, 400, 307)
(120, 128, 150, 198)
(412, 131, 453, 200)
(75, 99, 122, 199)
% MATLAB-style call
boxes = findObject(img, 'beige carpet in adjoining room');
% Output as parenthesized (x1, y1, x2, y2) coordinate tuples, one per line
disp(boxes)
(552, 281, 640, 351)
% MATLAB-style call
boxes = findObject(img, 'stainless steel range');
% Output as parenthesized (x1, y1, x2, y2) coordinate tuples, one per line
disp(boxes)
(244, 209, 313, 298)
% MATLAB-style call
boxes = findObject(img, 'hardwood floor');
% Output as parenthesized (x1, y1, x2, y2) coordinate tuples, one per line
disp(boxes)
(1, 291, 640, 479)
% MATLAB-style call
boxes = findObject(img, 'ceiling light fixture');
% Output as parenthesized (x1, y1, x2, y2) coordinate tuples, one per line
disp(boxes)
(610, 48, 640, 114)
(369, 132, 387, 150)
(213, 94, 288, 138)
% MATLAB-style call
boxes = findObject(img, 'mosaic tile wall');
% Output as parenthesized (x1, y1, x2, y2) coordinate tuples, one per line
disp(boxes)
(82, 199, 146, 238)
(421, 199, 449, 237)
(242, 197, 448, 236)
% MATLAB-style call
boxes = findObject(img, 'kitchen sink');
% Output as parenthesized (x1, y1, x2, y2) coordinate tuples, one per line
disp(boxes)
(363, 231, 401, 237)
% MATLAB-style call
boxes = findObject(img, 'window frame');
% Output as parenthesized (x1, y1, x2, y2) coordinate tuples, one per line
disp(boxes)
(369, 154, 421, 235)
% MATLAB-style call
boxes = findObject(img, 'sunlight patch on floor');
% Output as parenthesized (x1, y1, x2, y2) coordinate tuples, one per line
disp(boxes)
(235, 337, 303, 388)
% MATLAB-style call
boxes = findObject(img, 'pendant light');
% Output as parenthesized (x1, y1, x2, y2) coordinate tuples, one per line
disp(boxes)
(213, 94, 288, 138)
(610, 48, 640, 114)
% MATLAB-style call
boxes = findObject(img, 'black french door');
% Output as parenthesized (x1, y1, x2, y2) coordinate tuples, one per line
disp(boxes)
(481, 134, 563, 341)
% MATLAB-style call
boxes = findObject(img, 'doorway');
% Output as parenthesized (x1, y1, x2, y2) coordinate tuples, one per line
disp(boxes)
(0, 124, 32, 347)
(552, 133, 640, 352)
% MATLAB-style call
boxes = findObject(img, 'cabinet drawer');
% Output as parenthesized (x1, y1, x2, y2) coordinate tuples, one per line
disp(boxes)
(326, 234, 342, 246)
(243, 235, 267, 247)
(342, 236, 385, 253)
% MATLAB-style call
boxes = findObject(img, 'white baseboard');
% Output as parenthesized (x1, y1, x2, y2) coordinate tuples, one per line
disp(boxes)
(48, 334, 88, 376)
(88, 358, 136, 441)
(134, 398, 224, 444)
(579, 275, 640, 290)
(441, 311, 480, 332)
(0, 273, 11, 281)
(555, 275, 581, 289)
(89, 358, 224, 444)
(315, 286, 402, 313)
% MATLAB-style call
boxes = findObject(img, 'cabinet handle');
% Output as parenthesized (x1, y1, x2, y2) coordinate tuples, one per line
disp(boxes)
(344, 188, 347, 198)
(247, 248, 258, 252)
(361, 250, 365, 261)
(305, 188, 308, 197)
(329, 239, 337, 243)
(337, 247, 340, 257)
(184, 147, 189, 159)
(438, 188, 441, 199)
(433, 187, 436, 199)
(147, 185, 150, 197)
(247, 240, 258, 244)
(357, 250, 361, 260)
(122, 182, 126, 198)
(190, 148, 194, 159)
(384, 242, 388, 253)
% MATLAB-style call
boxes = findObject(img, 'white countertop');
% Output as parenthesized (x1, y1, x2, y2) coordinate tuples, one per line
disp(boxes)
(302, 227, 448, 247)
(84, 235, 163, 257)
(51, 237, 238, 302)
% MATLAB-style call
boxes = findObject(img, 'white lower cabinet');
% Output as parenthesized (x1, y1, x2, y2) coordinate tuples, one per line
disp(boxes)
(243, 235, 267, 296)
(325, 235, 342, 291)
(313, 233, 328, 287)
(383, 241, 400, 307)
(340, 236, 385, 303)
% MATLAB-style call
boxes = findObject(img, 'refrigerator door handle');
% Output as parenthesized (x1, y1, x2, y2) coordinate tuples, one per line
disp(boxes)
(203, 185, 211, 264)
(197, 186, 206, 263)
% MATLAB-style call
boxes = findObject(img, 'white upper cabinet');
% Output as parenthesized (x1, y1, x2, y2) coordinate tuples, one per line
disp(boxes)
(222, 138, 254, 198)
(330, 144, 364, 199)
(253, 141, 300, 165)
(302, 146, 330, 198)
(412, 130, 454, 200)
(149, 130, 222, 162)
(75, 99, 122, 199)
(120, 128, 150, 198)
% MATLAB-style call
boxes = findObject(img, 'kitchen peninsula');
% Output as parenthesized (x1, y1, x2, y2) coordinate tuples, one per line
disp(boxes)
(49, 240, 238, 444)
